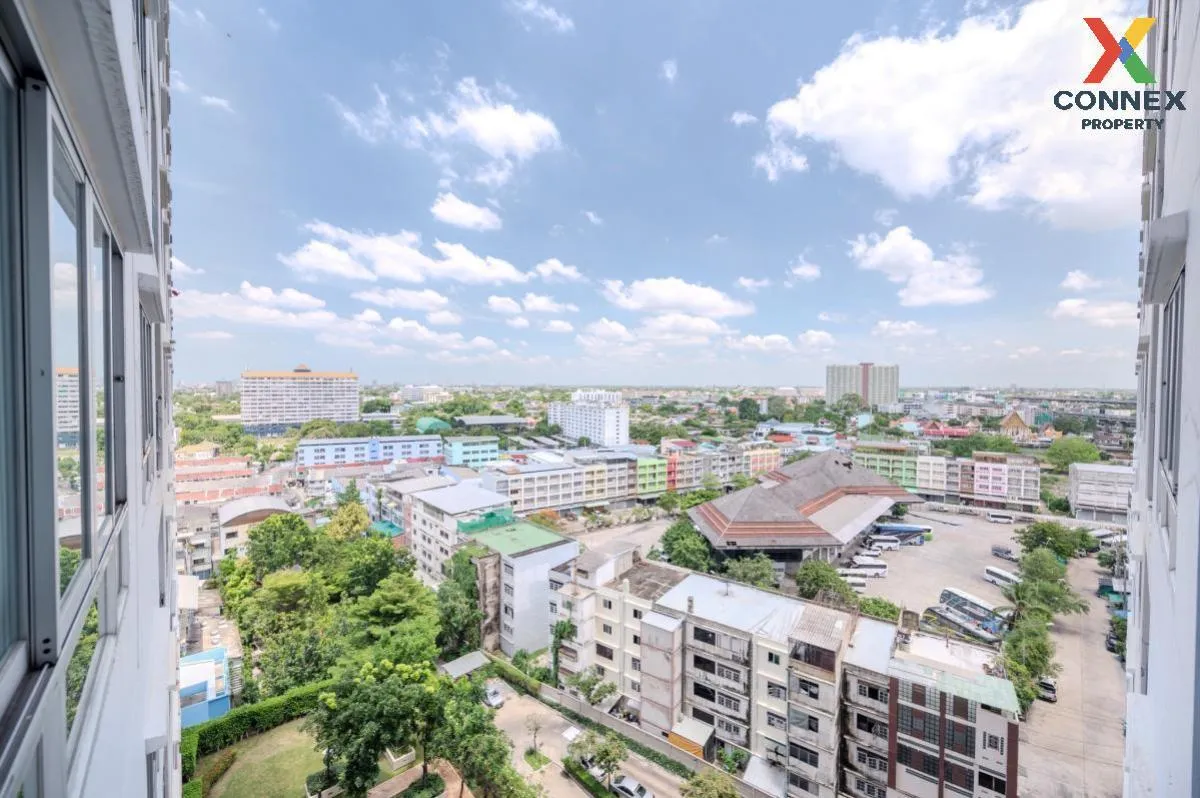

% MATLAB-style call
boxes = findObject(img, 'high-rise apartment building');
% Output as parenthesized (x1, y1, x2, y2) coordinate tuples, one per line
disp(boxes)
(239, 364, 359, 434)
(1124, 2, 1199, 793)
(0, 1, 178, 795)
(552, 556, 1021, 798)
(548, 389, 630, 446)
(826, 363, 900, 408)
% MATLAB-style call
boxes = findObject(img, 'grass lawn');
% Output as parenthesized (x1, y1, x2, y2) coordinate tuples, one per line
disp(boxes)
(206, 719, 325, 798)
(523, 749, 550, 770)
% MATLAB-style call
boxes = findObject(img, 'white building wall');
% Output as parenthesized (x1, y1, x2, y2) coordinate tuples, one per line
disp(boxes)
(500, 540, 579, 655)
(548, 396, 630, 447)
(1125, 1, 1200, 793)
(239, 373, 360, 427)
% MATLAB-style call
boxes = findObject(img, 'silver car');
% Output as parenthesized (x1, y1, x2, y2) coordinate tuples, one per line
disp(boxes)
(610, 775, 652, 798)
(483, 686, 504, 708)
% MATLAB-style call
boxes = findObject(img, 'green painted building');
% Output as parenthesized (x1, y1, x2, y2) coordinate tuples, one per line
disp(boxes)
(637, 457, 669, 498)
(850, 444, 919, 489)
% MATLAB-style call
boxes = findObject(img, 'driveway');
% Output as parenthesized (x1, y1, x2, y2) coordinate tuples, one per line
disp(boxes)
(569, 518, 673, 559)
(489, 680, 686, 798)
(1018, 559, 1126, 797)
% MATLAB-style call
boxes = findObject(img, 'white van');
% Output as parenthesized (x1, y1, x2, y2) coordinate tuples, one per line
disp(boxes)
(986, 512, 1015, 524)
(844, 577, 869, 593)
(851, 556, 888, 577)
(867, 535, 901, 551)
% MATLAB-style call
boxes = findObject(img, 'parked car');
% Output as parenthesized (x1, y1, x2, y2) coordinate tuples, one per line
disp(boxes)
(483, 686, 504, 708)
(1037, 678, 1058, 703)
(991, 545, 1018, 562)
(1105, 633, 1118, 652)
(610, 775, 653, 798)
(579, 755, 606, 782)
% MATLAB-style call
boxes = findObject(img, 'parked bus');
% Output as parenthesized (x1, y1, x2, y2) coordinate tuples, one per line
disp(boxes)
(867, 535, 901, 551)
(924, 605, 1001, 646)
(984, 566, 1021, 588)
(938, 587, 1007, 630)
(851, 556, 888, 577)
(874, 522, 932, 536)
(985, 512, 1015, 524)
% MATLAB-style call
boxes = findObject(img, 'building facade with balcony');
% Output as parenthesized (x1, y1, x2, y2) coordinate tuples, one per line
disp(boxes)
(0, 0, 180, 794)
(239, 365, 360, 435)
(294, 435, 443, 467)
(408, 483, 513, 584)
(548, 389, 630, 447)
(826, 363, 900, 408)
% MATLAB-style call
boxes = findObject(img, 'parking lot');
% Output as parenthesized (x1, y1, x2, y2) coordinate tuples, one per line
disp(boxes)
(488, 679, 686, 798)
(861, 510, 1125, 797)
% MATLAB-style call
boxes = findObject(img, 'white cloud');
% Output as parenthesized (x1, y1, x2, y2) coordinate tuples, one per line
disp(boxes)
(1059, 348, 1084, 356)
(849, 226, 993, 306)
(430, 192, 502, 231)
(522, 293, 578, 313)
(706, 234, 728, 245)
(1060, 269, 1102, 291)
(352, 288, 451, 311)
(789, 257, 821, 282)
(506, 316, 531, 328)
(189, 330, 233, 340)
(753, 141, 808, 181)
(543, 319, 574, 333)
(730, 111, 758, 126)
(487, 296, 523, 314)
(176, 290, 343, 332)
(817, 311, 846, 322)
(873, 320, 936, 337)
(756, 0, 1141, 229)
(534, 258, 585, 282)
(636, 314, 727, 347)
(258, 7, 281, 31)
(426, 309, 462, 326)
(601, 277, 754, 318)
(583, 210, 603, 226)
(171, 256, 204, 277)
(194, 8, 207, 23)
(660, 60, 678, 84)
(737, 277, 771, 292)
(1009, 345, 1042, 359)
(472, 160, 515, 189)
(238, 281, 326, 309)
(331, 86, 397, 145)
(200, 95, 234, 113)
(508, 0, 574, 32)
(727, 334, 793, 353)
(170, 70, 190, 93)
(796, 330, 836, 350)
(386, 316, 497, 351)
(354, 309, 383, 324)
(874, 208, 898, 227)
(1050, 298, 1138, 328)
(284, 221, 532, 285)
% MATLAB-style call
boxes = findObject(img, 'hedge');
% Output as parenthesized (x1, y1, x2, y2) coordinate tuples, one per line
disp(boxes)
(193, 679, 334, 755)
(182, 780, 202, 798)
(400, 773, 445, 798)
(198, 748, 237, 795)
(181, 728, 199, 781)
(488, 657, 543, 696)
(563, 759, 606, 797)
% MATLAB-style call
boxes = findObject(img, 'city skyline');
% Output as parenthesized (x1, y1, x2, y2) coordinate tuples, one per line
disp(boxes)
(167, 0, 1140, 388)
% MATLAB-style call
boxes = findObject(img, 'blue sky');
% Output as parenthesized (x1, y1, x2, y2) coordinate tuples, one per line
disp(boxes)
(169, 0, 1142, 388)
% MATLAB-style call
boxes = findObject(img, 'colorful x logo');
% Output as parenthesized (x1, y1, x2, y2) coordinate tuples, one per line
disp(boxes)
(1084, 17, 1156, 84)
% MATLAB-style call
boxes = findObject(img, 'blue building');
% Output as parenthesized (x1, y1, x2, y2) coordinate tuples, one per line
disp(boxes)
(295, 435, 444, 467)
(444, 436, 500, 468)
(179, 648, 232, 729)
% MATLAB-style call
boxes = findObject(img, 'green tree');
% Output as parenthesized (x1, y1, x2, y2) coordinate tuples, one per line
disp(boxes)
(660, 519, 714, 572)
(657, 490, 681, 515)
(429, 692, 512, 798)
(511, 649, 533, 675)
(247, 513, 320, 578)
(794, 560, 858, 605)
(437, 550, 484, 658)
(504, 398, 526, 417)
(723, 553, 777, 590)
(1046, 436, 1101, 471)
(947, 434, 1019, 458)
(1015, 521, 1087, 559)
(590, 733, 627, 785)
(258, 612, 351, 694)
(361, 398, 391, 413)
(325, 536, 400, 599)
(565, 667, 619, 706)
(57, 456, 80, 489)
(550, 619, 577, 685)
(337, 479, 363, 508)
(59, 546, 81, 596)
(348, 571, 440, 664)
(766, 396, 791, 420)
(736, 398, 760, 421)
(681, 769, 740, 798)
(326, 501, 371, 542)
(1003, 618, 1058, 682)
(859, 596, 901, 621)
(577, 435, 592, 447)
(730, 473, 756, 490)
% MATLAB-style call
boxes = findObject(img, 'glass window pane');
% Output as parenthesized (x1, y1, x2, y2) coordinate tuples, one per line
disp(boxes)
(90, 214, 110, 525)
(65, 598, 99, 735)
(52, 136, 86, 598)
(0, 62, 16, 651)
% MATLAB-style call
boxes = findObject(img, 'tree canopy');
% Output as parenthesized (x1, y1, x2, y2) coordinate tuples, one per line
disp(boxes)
(681, 769, 740, 798)
(660, 519, 715, 572)
(1046, 436, 1101, 471)
(946, 434, 1020, 458)
(794, 559, 857, 605)
(723, 553, 777, 590)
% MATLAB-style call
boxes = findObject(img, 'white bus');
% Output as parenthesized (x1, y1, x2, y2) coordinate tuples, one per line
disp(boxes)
(985, 512, 1015, 524)
(867, 535, 901, 551)
(851, 556, 888, 577)
(846, 577, 869, 593)
(984, 566, 1021, 588)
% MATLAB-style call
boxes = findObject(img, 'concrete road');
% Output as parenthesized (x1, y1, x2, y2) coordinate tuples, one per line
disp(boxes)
(489, 680, 686, 797)
(1018, 559, 1126, 798)
(569, 518, 674, 559)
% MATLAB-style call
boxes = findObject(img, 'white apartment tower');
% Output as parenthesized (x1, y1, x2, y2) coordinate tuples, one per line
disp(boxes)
(1124, 1, 1200, 794)
(548, 389, 630, 447)
(0, 0, 179, 795)
(825, 363, 900, 408)
(239, 364, 360, 434)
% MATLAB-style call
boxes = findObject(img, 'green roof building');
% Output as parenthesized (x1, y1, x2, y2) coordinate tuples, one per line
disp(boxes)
(416, 416, 452, 434)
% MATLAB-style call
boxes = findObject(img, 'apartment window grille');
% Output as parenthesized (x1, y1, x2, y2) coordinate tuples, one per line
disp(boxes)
(602, 624, 613, 635)
(693, 655, 715, 673)
(716, 692, 740, 712)
(716, 717, 740, 736)
(789, 743, 818, 767)
(503, 584, 513, 596)
(983, 732, 1005, 754)
(896, 744, 913, 767)
(766, 711, 787, 730)
(855, 779, 886, 798)
(858, 681, 889, 703)
(632, 609, 642, 620)
(631, 657, 640, 672)
(857, 713, 887, 738)
(602, 599, 613, 610)
(793, 676, 820, 700)
(716, 663, 739, 681)
(767, 681, 786, 700)
(898, 706, 939, 745)
(788, 707, 819, 732)
(632, 634, 640, 645)
(787, 773, 816, 794)
(693, 682, 716, 702)
(856, 749, 888, 773)
(595, 643, 614, 660)
(629, 680, 640, 693)
(944, 761, 975, 792)
(979, 772, 1007, 794)
(791, 642, 835, 671)
(692, 707, 714, 725)
(693, 626, 717, 645)
(1159, 271, 1185, 494)
(767, 652, 781, 665)
(944, 719, 976, 757)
